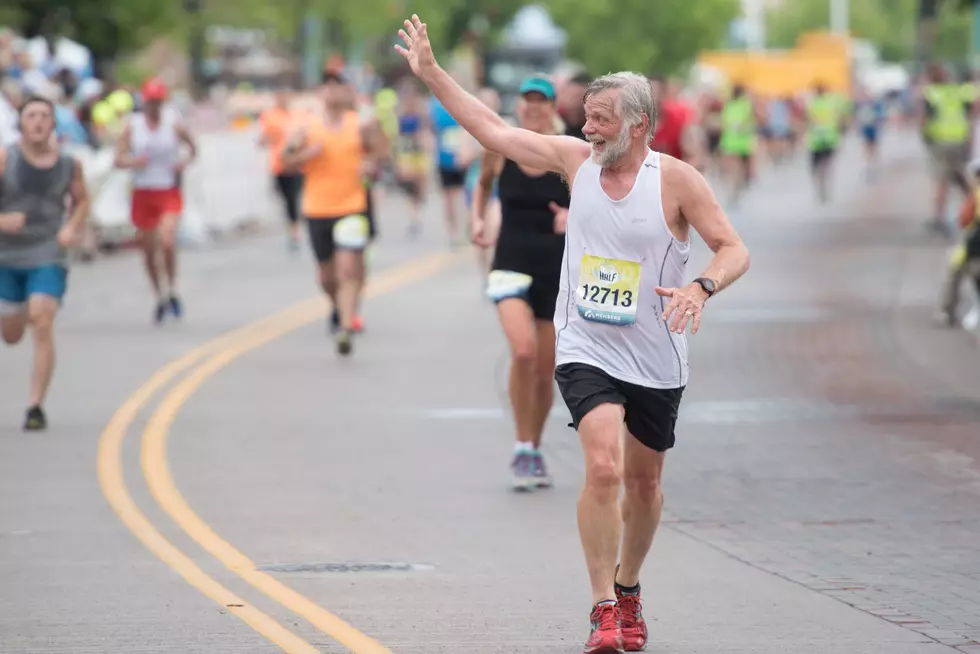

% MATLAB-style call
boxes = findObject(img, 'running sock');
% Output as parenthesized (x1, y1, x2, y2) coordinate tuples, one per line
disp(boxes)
(514, 441, 533, 454)
(596, 599, 617, 608)
(615, 581, 640, 595)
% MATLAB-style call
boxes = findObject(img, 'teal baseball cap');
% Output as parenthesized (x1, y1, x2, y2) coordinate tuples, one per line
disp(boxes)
(519, 76, 555, 100)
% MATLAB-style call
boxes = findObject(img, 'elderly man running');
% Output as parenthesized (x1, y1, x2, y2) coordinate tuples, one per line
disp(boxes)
(396, 15, 750, 653)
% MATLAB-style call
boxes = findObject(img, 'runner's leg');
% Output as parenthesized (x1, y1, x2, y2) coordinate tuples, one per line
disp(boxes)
(160, 212, 183, 317)
(497, 297, 539, 488)
(443, 187, 459, 245)
(137, 227, 168, 322)
(578, 402, 625, 605)
(333, 248, 362, 355)
(318, 261, 338, 301)
(616, 435, 666, 587)
(26, 294, 58, 409)
(531, 319, 556, 448)
(138, 229, 161, 295)
(0, 311, 28, 345)
(0, 268, 28, 345)
(529, 318, 556, 489)
(160, 212, 179, 292)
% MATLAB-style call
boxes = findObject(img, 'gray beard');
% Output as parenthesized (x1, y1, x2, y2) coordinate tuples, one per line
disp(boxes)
(591, 133, 630, 167)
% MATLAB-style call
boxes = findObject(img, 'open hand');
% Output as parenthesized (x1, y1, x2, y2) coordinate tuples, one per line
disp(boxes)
(0, 212, 25, 234)
(655, 283, 709, 334)
(394, 15, 437, 79)
(549, 201, 568, 234)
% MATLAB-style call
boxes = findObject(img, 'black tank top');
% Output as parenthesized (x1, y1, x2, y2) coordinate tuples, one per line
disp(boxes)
(491, 158, 569, 279)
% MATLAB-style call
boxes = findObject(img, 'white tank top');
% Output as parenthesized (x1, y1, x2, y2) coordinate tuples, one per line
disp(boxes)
(130, 112, 180, 190)
(554, 151, 691, 389)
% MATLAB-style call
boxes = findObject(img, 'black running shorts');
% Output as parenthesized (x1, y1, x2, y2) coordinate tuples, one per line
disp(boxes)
(306, 213, 371, 262)
(555, 362, 684, 452)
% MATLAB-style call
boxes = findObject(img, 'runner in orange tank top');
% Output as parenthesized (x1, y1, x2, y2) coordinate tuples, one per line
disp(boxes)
(281, 73, 388, 357)
(258, 89, 303, 251)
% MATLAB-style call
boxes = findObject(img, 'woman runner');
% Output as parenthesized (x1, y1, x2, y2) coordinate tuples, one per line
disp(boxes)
(471, 75, 569, 491)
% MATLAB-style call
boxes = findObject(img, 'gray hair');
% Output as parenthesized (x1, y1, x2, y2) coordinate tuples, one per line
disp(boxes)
(583, 72, 657, 142)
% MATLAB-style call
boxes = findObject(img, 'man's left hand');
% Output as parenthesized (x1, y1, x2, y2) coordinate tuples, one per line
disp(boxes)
(655, 283, 709, 334)
(57, 224, 79, 248)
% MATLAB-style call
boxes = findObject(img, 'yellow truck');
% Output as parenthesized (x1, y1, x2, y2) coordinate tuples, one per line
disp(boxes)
(698, 31, 852, 97)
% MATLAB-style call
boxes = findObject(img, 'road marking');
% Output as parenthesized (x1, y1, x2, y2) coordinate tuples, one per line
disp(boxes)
(97, 325, 321, 653)
(137, 251, 463, 652)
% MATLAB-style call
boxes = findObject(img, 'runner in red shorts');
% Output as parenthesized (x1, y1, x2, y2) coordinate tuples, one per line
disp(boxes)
(114, 78, 197, 324)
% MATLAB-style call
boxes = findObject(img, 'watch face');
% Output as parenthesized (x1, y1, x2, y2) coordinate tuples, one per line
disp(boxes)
(699, 278, 716, 293)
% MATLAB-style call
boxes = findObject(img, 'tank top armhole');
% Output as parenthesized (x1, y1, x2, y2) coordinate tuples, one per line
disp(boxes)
(4, 147, 20, 190)
(649, 151, 690, 249)
(569, 156, 593, 193)
(59, 153, 75, 187)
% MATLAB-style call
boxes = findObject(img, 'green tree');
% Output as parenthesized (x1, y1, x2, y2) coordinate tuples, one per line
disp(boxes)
(1, 0, 179, 69)
(765, 0, 970, 62)
(544, 0, 740, 76)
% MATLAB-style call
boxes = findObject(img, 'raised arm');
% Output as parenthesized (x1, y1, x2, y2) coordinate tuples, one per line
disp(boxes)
(395, 14, 589, 178)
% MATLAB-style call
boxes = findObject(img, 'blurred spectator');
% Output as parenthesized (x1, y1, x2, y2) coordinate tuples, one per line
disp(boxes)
(557, 71, 589, 140)
(53, 89, 88, 145)
(650, 76, 696, 162)
(0, 78, 20, 145)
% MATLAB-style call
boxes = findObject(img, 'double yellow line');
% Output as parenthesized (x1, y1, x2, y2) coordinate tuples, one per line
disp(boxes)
(98, 251, 463, 652)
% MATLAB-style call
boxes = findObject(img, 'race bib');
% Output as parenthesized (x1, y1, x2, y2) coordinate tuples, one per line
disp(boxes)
(486, 270, 533, 302)
(441, 126, 464, 156)
(332, 214, 370, 249)
(576, 254, 640, 326)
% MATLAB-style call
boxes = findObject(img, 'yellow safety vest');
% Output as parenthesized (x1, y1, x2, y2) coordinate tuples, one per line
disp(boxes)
(924, 84, 970, 144)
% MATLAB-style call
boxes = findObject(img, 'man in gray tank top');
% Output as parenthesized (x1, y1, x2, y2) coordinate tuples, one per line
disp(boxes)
(0, 96, 90, 431)
(397, 16, 751, 653)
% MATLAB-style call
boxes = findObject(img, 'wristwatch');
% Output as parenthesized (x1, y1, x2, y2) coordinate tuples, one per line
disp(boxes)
(693, 277, 716, 298)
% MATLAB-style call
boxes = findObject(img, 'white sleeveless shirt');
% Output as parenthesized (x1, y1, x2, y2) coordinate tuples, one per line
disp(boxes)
(554, 151, 691, 389)
(130, 111, 180, 190)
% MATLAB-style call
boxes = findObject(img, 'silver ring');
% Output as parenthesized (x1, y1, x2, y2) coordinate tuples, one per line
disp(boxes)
(685, 310, 694, 316)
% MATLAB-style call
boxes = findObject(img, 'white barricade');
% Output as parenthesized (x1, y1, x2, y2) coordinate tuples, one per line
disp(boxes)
(72, 127, 280, 249)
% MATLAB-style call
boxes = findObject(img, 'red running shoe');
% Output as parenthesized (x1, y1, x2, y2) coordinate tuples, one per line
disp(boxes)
(616, 585, 647, 651)
(584, 602, 624, 653)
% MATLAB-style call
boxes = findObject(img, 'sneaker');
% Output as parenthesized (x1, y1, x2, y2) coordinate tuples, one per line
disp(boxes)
(584, 602, 624, 653)
(615, 572, 647, 651)
(328, 309, 340, 335)
(23, 405, 46, 431)
(531, 451, 553, 488)
(336, 329, 353, 357)
(168, 295, 183, 319)
(154, 300, 168, 325)
(511, 452, 535, 491)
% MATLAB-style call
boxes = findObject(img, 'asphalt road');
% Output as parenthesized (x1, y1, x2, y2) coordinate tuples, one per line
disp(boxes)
(2, 128, 979, 653)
